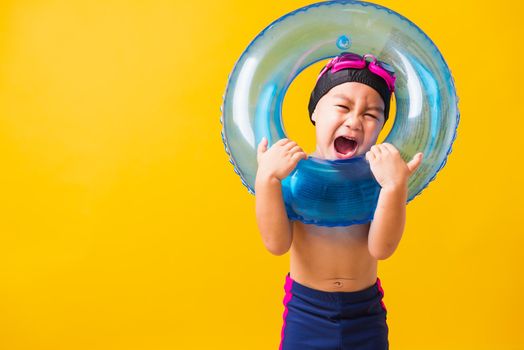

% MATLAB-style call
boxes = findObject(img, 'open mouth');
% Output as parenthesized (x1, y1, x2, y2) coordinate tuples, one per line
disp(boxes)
(334, 136, 358, 159)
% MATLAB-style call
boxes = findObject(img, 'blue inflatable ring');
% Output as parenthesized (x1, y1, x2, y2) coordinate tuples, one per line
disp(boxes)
(220, 0, 460, 227)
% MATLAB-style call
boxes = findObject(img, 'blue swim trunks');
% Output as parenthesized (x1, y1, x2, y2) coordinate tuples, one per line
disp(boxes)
(279, 272, 389, 350)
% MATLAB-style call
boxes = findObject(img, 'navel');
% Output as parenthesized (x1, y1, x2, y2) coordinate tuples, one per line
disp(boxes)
(333, 281, 343, 288)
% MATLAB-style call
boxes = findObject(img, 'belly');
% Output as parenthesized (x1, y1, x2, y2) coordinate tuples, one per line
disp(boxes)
(289, 221, 378, 292)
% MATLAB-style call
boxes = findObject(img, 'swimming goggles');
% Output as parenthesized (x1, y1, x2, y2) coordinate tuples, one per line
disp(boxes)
(316, 52, 396, 93)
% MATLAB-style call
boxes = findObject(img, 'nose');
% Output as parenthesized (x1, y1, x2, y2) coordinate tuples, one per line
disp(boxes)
(343, 112, 362, 131)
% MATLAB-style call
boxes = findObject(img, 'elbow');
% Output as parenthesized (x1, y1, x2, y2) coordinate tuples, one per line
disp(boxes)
(265, 241, 291, 256)
(369, 244, 395, 260)
(262, 234, 292, 256)
(266, 246, 290, 256)
(371, 251, 391, 260)
(258, 223, 293, 256)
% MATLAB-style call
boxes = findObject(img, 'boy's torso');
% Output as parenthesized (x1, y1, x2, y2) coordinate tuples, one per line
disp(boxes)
(290, 220, 378, 292)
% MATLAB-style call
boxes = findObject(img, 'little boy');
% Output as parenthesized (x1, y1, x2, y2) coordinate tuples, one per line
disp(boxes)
(255, 52, 424, 350)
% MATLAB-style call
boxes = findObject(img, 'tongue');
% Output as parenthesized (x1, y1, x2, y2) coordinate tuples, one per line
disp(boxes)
(334, 137, 357, 154)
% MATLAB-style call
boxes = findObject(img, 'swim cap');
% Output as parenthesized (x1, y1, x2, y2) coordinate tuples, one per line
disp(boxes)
(308, 60, 391, 126)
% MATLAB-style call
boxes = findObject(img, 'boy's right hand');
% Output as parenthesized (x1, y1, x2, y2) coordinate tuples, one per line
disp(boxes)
(256, 137, 308, 182)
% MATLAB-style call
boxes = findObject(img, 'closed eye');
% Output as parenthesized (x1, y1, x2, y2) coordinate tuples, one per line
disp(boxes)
(336, 105, 379, 119)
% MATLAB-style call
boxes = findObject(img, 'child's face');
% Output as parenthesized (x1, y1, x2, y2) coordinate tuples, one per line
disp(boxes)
(310, 82, 386, 160)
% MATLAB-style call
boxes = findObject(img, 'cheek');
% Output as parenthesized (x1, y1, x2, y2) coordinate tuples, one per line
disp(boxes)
(361, 125, 380, 143)
(315, 126, 333, 146)
(315, 114, 340, 141)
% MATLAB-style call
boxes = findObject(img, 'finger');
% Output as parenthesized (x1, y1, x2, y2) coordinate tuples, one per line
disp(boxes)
(406, 152, 424, 174)
(276, 138, 289, 146)
(378, 144, 391, 155)
(283, 140, 298, 151)
(288, 145, 302, 154)
(257, 137, 268, 154)
(366, 150, 375, 161)
(370, 145, 381, 156)
(291, 151, 308, 162)
(381, 143, 399, 155)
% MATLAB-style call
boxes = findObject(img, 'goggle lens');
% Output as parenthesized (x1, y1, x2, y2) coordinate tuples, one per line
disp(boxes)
(318, 52, 396, 92)
(377, 60, 395, 76)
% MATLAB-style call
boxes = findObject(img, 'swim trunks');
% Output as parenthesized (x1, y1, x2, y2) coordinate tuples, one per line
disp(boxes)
(279, 272, 389, 350)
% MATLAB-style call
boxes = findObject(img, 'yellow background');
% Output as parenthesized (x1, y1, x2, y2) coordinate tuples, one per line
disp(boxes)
(0, 0, 522, 349)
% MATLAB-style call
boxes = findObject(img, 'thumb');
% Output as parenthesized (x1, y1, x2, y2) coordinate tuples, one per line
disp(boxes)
(406, 152, 423, 175)
(257, 137, 268, 155)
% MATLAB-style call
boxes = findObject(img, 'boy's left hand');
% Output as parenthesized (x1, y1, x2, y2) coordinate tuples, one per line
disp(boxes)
(365, 143, 424, 190)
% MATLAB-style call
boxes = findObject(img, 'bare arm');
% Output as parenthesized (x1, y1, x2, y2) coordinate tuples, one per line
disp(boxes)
(254, 137, 306, 256)
(368, 182, 408, 260)
(365, 143, 423, 260)
(255, 174, 293, 256)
